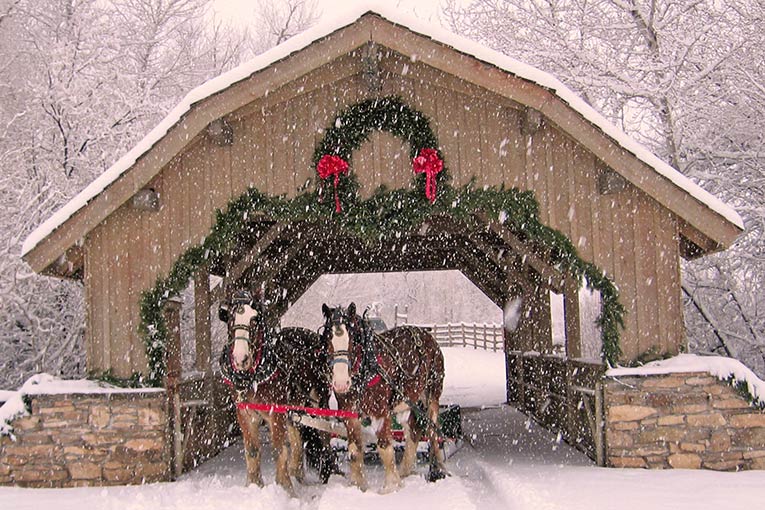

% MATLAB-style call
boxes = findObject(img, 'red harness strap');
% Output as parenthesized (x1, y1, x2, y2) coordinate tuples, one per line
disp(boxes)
(236, 401, 359, 419)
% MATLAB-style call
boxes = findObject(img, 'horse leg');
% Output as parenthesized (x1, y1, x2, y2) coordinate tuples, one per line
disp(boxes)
(345, 418, 368, 491)
(318, 427, 339, 484)
(301, 420, 338, 484)
(426, 399, 448, 482)
(398, 410, 418, 478)
(237, 408, 264, 487)
(377, 415, 402, 493)
(268, 413, 295, 496)
(286, 422, 304, 483)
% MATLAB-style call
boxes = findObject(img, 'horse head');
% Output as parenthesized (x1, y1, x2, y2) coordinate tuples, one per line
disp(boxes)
(321, 302, 364, 394)
(221, 288, 265, 372)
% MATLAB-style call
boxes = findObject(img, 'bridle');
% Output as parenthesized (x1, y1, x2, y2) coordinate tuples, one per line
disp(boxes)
(322, 305, 382, 391)
(229, 290, 264, 348)
(219, 290, 270, 394)
(325, 307, 355, 370)
(322, 307, 355, 364)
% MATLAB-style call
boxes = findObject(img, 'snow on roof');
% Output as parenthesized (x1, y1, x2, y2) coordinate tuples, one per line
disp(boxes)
(607, 353, 765, 407)
(1, 373, 162, 438)
(21, 1, 744, 257)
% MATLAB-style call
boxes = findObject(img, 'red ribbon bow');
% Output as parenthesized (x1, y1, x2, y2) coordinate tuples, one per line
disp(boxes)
(317, 154, 349, 212)
(412, 148, 443, 203)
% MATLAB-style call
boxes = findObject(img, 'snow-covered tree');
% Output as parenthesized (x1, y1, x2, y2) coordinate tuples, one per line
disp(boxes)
(0, 0, 318, 389)
(443, 0, 765, 375)
(250, 0, 319, 53)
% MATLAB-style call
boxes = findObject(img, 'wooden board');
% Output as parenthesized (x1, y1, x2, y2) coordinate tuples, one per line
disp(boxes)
(72, 17, 715, 375)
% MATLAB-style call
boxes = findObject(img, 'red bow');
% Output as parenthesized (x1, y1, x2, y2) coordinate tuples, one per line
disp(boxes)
(317, 154, 349, 212)
(412, 148, 443, 203)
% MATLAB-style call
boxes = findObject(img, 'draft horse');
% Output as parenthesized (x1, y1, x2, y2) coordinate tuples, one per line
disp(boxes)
(219, 289, 335, 494)
(320, 302, 448, 493)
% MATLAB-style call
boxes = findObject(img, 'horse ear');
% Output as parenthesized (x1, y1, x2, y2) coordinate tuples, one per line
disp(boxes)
(218, 306, 229, 323)
(348, 302, 356, 317)
(322, 303, 331, 318)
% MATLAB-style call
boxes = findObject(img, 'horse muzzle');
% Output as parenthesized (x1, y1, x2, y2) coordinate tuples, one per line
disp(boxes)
(332, 379, 351, 394)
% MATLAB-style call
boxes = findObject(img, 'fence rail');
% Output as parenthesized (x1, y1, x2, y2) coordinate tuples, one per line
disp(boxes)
(416, 322, 505, 352)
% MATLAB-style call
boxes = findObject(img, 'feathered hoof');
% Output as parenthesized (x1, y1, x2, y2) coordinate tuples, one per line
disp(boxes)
(320, 465, 343, 484)
(380, 479, 402, 494)
(351, 478, 368, 492)
(398, 467, 414, 479)
(426, 468, 448, 482)
(246, 477, 265, 488)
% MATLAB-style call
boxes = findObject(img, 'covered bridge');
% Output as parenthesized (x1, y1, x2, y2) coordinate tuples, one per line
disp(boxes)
(20, 5, 744, 473)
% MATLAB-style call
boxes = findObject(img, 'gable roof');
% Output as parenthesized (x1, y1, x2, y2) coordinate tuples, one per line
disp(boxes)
(21, 2, 743, 275)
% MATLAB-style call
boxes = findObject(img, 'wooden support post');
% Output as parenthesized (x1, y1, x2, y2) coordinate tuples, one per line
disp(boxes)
(595, 381, 605, 467)
(194, 265, 213, 451)
(504, 347, 515, 405)
(513, 273, 552, 353)
(194, 267, 212, 375)
(563, 279, 582, 359)
(163, 298, 183, 479)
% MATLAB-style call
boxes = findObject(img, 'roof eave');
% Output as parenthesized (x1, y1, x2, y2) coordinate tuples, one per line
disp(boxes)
(22, 10, 743, 274)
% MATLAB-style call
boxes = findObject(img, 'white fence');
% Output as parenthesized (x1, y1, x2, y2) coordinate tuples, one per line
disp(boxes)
(416, 322, 505, 352)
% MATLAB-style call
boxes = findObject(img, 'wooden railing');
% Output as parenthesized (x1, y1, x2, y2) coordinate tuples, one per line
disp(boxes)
(506, 351, 606, 464)
(416, 322, 505, 352)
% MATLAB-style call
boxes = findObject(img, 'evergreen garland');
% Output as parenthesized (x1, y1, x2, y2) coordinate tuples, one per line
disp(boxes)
(137, 95, 623, 386)
(313, 95, 447, 203)
(313, 95, 440, 163)
(139, 183, 624, 387)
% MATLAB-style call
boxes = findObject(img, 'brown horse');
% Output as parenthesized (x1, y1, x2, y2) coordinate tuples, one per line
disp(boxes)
(219, 289, 335, 494)
(320, 303, 447, 493)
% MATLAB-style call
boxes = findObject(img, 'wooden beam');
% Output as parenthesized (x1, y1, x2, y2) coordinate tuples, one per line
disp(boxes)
(451, 248, 505, 307)
(163, 296, 183, 479)
(210, 280, 224, 305)
(249, 232, 313, 303)
(468, 232, 527, 280)
(513, 276, 553, 353)
(677, 220, 720, 259)
(226, 222, 288, 284)
(426, 215, 539, 299)
(163, 297, 183, 388)
(476, 213, 566, 293)
(46, 245, 84, 280)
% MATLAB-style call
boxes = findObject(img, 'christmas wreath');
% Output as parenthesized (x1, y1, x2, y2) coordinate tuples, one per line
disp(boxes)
(313, 96, 445, 211)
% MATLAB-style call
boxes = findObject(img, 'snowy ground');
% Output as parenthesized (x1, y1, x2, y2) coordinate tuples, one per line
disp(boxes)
(2, 347, 765, 509)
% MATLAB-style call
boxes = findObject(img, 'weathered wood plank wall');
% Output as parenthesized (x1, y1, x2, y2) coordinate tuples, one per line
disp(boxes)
(84, 48, 682, 376)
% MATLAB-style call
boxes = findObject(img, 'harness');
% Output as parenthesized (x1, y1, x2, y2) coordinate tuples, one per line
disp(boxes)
(341, 318, 445, 438)
(219, 320, 280, 400)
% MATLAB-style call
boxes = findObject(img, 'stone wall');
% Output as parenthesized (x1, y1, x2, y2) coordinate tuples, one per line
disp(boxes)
(0, 391, 170, 487)
(605, 372, 765, 470)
